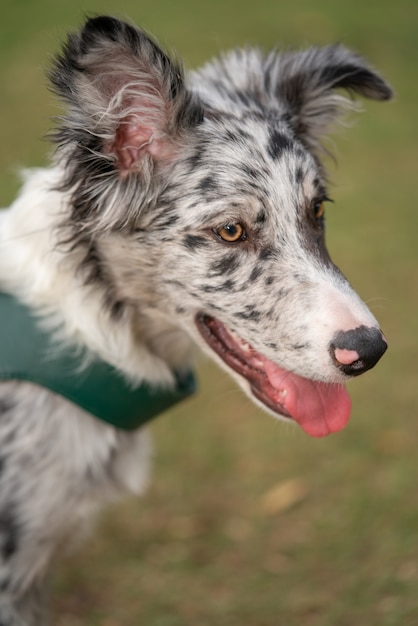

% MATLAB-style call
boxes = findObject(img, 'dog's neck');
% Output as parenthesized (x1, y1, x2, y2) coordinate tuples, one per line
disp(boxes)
(0, 167, 194, 388)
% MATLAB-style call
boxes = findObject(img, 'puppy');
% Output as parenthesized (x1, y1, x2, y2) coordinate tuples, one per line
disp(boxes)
(0, 16, 391, 624)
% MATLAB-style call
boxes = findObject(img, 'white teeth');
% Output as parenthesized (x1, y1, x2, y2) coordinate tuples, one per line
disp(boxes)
(229, 328, 242, 342)
(252, 357, 265, 369)
(229, 329, 252, 351)
(228, 327, 266, 370)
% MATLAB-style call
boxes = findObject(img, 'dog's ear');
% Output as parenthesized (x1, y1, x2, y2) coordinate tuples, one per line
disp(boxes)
(50, 16, 202, 177)
(273, 44, 393, 152)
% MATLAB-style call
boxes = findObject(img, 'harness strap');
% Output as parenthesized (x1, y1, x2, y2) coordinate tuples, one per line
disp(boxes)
(0, 292, 196, 430)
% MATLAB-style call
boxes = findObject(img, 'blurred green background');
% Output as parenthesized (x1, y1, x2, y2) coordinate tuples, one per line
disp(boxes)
(1, 1, 417, 624)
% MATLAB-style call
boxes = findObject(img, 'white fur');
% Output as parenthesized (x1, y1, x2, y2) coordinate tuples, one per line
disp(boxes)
(0, 16, 392, 624)
(0, 168, 178, 388)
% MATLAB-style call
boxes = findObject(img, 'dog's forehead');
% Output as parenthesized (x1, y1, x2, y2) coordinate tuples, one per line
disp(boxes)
(175, 114, 322, 226)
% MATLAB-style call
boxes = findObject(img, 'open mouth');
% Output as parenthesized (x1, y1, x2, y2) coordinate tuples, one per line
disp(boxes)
(195, 313, 352, 438)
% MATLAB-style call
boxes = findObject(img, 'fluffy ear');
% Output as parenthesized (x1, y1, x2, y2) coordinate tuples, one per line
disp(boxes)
(50, 16, 202, 175)
(49, 16, 203, 234)
(272, 44, 393, 152)
(50, 17, 200, 176)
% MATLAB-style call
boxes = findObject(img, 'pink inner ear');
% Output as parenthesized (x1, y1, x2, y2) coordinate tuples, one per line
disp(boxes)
(110, 117, 154, 174)
(109, 112, 178, 177)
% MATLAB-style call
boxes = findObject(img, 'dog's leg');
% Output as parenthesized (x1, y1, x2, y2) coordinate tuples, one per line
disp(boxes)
(0, 380, 151, 625)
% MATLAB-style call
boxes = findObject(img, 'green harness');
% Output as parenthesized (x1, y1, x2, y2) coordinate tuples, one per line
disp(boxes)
(0, 292, 196, 430)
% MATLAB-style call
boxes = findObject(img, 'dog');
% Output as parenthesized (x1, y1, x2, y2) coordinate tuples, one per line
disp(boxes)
(0, 16, 392, 624)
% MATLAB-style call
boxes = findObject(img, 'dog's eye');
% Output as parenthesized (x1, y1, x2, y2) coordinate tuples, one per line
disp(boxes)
(313, 201, 325, 220)
(311, 196, 333, 223)
(215, 223, 246, 243)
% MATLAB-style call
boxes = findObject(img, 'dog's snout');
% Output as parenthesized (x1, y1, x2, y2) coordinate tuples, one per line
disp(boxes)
(331, 326, 388, 376)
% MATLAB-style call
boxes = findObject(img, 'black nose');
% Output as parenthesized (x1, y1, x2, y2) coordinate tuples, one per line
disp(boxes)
(330, 326, 388, 377)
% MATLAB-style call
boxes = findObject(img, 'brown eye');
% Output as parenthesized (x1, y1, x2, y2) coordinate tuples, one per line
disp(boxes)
(313, 201, 325, 220)
(215, 223, 246, 243)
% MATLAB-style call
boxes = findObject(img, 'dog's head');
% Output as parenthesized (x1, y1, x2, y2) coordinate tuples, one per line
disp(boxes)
(50, 16, 392, 437)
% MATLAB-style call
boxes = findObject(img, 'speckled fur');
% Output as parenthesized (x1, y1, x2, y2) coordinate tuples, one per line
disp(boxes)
(0, 16, 392, 624)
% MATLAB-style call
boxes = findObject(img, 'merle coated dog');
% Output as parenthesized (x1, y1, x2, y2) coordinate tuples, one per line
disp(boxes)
(0, 16, 391, 624)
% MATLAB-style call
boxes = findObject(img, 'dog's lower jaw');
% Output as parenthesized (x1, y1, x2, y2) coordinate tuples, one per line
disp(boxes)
(195, 312, 352, 438)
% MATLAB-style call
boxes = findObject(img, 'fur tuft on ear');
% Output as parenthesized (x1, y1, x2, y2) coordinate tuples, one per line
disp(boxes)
(51, 16, 202, 174)
(192, 43, 392, 156)
(270, 44, 394, 152)
(49, 16, 203, 232)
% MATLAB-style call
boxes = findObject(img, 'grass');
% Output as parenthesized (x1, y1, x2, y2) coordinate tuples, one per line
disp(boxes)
(1, 0, 418, 624)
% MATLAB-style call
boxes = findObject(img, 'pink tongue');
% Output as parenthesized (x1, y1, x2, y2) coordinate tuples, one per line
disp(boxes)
(263, 361, 351, 438)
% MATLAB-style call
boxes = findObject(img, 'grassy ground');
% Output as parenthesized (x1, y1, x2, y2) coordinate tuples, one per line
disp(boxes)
(1, 1, 418, 624)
